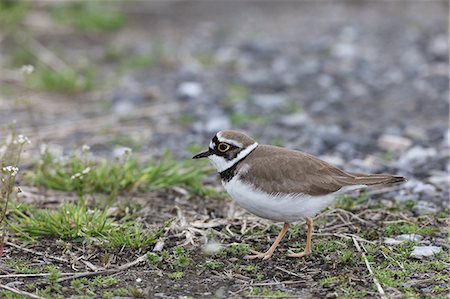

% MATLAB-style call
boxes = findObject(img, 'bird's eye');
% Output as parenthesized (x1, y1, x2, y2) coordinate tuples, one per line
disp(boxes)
(217, 142, 230, 152)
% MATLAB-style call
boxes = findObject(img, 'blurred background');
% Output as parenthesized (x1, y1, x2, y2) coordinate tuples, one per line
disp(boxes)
(0, 1, 448, 207)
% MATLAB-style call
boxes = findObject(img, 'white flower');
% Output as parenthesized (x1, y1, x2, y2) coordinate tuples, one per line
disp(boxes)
(2, 166, 19, 176)
(14, 134, 31, 145)
(70, 173, 81, 180)
(82, 167, 91, 174)
(123, 147, 132, 155)
(82, 145, 90, 152)
(21, 65, 34, 75)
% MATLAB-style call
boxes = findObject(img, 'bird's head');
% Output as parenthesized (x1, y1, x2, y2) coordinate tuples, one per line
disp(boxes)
(192, 130, 258, 172)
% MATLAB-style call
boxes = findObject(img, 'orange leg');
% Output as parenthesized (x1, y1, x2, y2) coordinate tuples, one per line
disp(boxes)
(244, 223, 290, 260)
(287, 218, 313, 258)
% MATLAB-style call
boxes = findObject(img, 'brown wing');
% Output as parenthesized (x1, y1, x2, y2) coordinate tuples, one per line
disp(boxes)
(238, 145, 404, 196)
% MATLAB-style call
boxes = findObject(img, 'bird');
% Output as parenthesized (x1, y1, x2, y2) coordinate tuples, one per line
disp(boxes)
(193, 130, 405, 260)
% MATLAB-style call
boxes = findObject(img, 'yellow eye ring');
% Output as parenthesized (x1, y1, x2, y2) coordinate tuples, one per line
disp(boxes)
(217, 142, 230, 152)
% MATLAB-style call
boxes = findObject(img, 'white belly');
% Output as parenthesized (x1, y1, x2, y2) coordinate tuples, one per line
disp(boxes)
(223, 177, 337, 223)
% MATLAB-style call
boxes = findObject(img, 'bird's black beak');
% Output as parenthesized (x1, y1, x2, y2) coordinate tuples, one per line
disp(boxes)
(192, 150, 210, 159)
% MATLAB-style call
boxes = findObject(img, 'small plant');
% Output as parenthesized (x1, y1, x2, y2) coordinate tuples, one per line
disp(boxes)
(5, 258, 40, 274)
(51, 1, 125, 32)
(242, 265, 258, 273)
(27, 66, 96, 94)
(146, 253, 162, 266)
(204, 260, 223, 270)
(0, 128, 30, 256)
(335, 191, 367, 211)
(219, 243, 251, 257)
(383, 222, 435, 237)
(225, 83, 250, 105)
(168, 271, 184, 280)
(320, 276, 340, 286)
(25, 147, 216, 201)
(250, 287, 287, 298)
(8, 201, 168, 249)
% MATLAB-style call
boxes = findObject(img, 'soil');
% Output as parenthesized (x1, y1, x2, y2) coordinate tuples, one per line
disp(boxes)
(0, 1, 448, 298)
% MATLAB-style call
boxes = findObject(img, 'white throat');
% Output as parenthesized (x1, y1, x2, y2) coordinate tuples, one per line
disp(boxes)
(208, 142, 258, 172)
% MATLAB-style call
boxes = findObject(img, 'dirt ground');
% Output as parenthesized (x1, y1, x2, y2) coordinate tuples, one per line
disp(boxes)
(0, 1, 449, 299)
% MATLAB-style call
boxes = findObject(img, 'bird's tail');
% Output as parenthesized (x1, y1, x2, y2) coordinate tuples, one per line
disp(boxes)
(344, 172, 406, 186)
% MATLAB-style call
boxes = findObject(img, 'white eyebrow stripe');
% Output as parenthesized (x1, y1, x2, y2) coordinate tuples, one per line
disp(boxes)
(217, 132, 243, 148)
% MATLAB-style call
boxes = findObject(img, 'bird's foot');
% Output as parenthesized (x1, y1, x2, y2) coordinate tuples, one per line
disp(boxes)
(244, 250, 272, 260)
(287, 250, 310, 258)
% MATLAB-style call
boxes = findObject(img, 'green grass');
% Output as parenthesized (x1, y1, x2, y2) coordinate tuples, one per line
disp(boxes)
(383, 222, 435, 237)
(168, 271, 184, 279)
(24, 148, 216, 200)
(218, 243, 251, 257)
(335, 191, 368, 211)
(0, 1, 30, 32)
(5, 258, 40, 274)
(51, 1, 125, 32)
(26, 66, 96, 94)
(8, 201, 168, 248)
(8, 37, 97, 94)
(119, 44, 165, 71)
(250, 287, 287, 298)
(320, 276, 340, 286)
(225, 83, 250, 105)
(230, 113, 269, 126)
(204, 260, 224, 270)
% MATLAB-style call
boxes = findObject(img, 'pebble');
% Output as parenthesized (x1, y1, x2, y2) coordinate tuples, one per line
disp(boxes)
(202, 241, 224, 255)
(177, 82, 203, 100)
(411, 246, 442, 258)
(377, 134, 412, 151)
(398, 146, 437, 167)
(332, 43, 356, 58)
(204, 116, 231, 133)
(253, 94, 285, 110)
(279, 113, 310, 127)
(428, 34, 448, 59)
(384, 233, 423, 246)
(412, 201, 439, 216)
(394, 190, 419, 203)
(397, 234, 423, 242)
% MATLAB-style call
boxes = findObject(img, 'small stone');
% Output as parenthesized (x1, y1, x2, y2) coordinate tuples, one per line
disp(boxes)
(332, 43, 355, 58)
(177, 82, 203, 100)
(202, 241, 224, 255)
(377, 134, 412, 151)
(411, 246, 442, 258)
(253, 94, 285, 110)
(279, 113, 310, 127)
(399, 146, 437, 166)
(428, 173, 448, 187)
(205, 116, 230, 133)
(394, 190, 419, 203)
(428, 35, 448, 59)
(396, 234, 423, 242)
(412, 201, 439, 216)
(136, 278, 142, 283)
(384, 238, 403, 246)
(317, 74, 333, 88)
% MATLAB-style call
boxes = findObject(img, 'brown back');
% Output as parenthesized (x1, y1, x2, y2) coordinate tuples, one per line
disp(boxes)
(238, 145, 405, 196)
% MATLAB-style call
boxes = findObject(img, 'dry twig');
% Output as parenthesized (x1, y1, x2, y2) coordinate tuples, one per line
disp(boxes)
(7, 242, 69, 264)
(0, 283, 46, 299)
(352, 237, 387, 299)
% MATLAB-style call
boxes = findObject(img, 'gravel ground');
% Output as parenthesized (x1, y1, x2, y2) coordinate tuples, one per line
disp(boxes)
(0, 1, 448, 298)
(109, 1, 449, 211)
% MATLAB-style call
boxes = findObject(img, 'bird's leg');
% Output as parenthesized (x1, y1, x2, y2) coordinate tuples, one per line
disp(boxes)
(244, 223, 289, 260)
(287, 217, 313, 258)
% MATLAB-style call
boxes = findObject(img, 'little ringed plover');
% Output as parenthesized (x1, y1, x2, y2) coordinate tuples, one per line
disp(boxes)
(193, 130, 405, 260)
